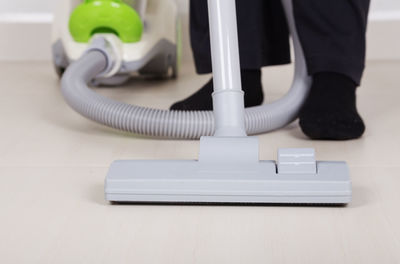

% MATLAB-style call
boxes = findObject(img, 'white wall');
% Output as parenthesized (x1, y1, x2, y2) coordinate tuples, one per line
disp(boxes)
(1, 0, 55, 13)
(370, 0, 400, 12)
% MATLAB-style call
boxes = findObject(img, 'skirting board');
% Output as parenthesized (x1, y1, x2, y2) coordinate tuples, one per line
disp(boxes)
(0, 12, 399, 61)
(0, 13, 53, 61)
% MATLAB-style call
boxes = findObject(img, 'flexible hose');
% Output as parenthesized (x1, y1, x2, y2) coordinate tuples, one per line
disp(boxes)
(61, 0, 311, 139)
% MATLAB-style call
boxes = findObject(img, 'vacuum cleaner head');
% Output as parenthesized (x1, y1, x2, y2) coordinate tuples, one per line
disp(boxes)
(105, 137, 351, 205)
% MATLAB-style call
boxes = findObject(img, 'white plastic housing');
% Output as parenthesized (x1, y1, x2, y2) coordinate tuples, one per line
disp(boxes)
(52, 0, 178, 63)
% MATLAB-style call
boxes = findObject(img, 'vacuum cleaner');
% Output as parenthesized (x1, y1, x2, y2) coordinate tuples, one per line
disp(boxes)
(53, 0, 352, 205)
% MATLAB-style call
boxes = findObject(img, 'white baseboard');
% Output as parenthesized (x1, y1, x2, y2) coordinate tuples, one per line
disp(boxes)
(0, 13, 53, 61)
(0, 12, 399, 61)
(367, 11, 400, 60)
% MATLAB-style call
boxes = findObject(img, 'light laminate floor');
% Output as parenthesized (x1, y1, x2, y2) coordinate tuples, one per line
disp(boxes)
(0, 60, 399, 264)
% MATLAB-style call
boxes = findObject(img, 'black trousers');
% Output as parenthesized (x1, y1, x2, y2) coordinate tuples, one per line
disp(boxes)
(190, 0, 370, 85)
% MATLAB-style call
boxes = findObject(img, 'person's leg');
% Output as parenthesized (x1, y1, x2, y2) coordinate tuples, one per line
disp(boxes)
(171, 0, 290, 111)
(293, 0, 370, 140)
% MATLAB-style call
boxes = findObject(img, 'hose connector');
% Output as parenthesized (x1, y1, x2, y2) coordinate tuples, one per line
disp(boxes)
(85, 34, 123, 78)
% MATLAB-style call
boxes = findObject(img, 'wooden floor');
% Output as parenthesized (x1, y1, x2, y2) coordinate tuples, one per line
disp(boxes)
(1, 60, 399, 264)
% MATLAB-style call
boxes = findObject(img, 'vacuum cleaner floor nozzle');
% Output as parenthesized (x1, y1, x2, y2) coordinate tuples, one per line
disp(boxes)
(105, 159, 351, 205)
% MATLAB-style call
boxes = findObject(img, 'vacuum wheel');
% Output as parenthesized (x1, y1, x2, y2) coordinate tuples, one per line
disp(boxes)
(54, 65, 66, 79)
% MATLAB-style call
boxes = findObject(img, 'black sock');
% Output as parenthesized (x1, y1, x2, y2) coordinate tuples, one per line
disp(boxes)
(170, 69, 264, 111)
(299, 72, 365, 140)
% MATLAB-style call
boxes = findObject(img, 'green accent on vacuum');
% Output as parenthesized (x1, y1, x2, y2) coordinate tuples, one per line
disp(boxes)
(69, 0, 143, 43)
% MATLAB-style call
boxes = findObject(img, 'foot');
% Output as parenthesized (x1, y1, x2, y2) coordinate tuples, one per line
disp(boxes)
(170, 69, 264, 111)
(299, 72, 365, 140)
